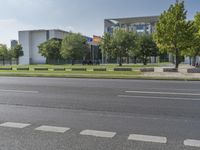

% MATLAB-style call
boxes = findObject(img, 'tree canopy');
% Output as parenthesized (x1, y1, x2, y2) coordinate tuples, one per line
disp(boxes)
(11, 44, 23, 65)
(187, 12, 200, 64)
(38, 38, 62, 64)
(195, 12, 200, 33)
(100, 33, 113, 58)
(100, 29, 137, 66)
(153, 1, 196, 68)
(112, 29, 137, 66)
(0, 44, 8, 65)
(61, 32, 89, 65)
(0, 44, 8, 57)
(136, 34, 159, 65)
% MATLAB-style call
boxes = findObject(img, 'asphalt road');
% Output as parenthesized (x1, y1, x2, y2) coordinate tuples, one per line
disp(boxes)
(0, 77, 199, 150)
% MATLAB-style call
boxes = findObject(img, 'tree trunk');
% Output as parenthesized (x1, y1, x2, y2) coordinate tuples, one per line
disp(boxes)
(193, 56, 197, 67)
(127, 56, 129, 64)
(119, 56, 122, 66)
(143, 56, 147, 65)
(3, 57, 5, 66)
(143, 60, 147, 65)
(154, 56, 157, 63)
(134, 56, 137, 64)
(175, 48, 179, 69)
(46, 58, 49, 64)
(119, 51, 122, 66)
(71, 60, 74, 65)
(189, 57, 192, 66)
(17, 58, 19, 65)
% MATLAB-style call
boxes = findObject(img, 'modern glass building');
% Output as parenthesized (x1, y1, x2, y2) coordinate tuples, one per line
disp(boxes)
(103, 16, 162, 64)
(104, 16, 159, 34)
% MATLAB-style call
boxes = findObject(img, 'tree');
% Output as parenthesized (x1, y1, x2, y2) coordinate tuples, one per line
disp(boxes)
(137, 34, 159, 65)
(112, 29, 137, 66)
(12, 44, 23, 65)
(153, 1, 196, 68)
(182, 12, 200, 66)
(100, 33, 113, 62)
(195, 12, 200, 34)
(0, 44, 8, 65)
(6, 49, 14, 65)
(38, 38, 62, 64)
(61, 32, 89, 65)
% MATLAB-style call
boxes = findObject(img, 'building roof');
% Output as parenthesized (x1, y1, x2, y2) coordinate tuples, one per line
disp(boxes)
(19, 29, 69, 33)
(105, 16, 159, 25)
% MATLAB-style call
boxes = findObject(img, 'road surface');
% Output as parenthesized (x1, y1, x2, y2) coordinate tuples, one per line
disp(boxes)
(0, 77, 199, 150)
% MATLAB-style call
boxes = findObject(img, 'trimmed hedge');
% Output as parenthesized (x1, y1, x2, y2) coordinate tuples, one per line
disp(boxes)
(34, 68, 49, 71)
(16, 68, 29, 71)
(93, 68, 107, 71)
(114, 68, 132, 71)
(140, 68, 154, 72)
(71, 68, 87, 71)
(0, 68, 12, 70)
(53, 68, 65, 71)
(187, 68, 200, 73)
(163, 68, 178, 72)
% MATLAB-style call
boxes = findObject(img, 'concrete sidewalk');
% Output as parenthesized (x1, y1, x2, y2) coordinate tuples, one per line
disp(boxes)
(144, 64, 200, 79)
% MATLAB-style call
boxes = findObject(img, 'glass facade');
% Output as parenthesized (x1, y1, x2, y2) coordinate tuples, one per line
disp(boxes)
(106, 23, 153, 34)
(103, 16, 160, 64)
(105, 16, 159, 34)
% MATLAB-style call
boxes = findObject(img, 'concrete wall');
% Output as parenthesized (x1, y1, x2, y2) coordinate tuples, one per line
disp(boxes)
(19, 30, 69, 65)
(19, 31, 31, 65)
(49, 30, 68, 39)
(185, 56, 200, 64)
(30, 31, 47, 64)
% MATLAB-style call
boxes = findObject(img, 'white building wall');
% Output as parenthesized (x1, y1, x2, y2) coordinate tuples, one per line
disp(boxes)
(30, 31, 47, 64)
(185, 57, 190, 64)
(19, 31, 31, 65)
(49, 30, 68, 39)
(185, 56, 200, 64)
(19, 29, 69, 65)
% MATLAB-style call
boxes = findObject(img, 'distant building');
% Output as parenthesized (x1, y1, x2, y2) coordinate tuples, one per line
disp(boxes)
(185, 56, 200, 65)
(18, 29, 102, 65)
(11, 40, 18, 48)
(104, 16, 159, 34)
(87, 36, 102, 64)
(19, 29, 69, 64)
(104, 16, 161, 64)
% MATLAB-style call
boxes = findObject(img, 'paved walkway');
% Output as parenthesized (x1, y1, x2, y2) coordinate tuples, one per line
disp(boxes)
(145, 64, 200, 79)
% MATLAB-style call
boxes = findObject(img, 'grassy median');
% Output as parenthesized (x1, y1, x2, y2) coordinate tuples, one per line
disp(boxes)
(2, 63, 198, 81)
(4, 63, 169, 69)
(0, 70, 142, 79)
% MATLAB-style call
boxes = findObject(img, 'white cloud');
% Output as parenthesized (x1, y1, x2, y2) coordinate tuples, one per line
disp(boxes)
(0, 19, 36, 47)
(65, 26, 75, 32)
(56, 25, 75, 32)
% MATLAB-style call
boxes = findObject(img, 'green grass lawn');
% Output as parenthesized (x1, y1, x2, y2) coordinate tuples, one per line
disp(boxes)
(0, 63, 172, 69)
(0, 70, 199, 81)
(0, 70, 142, 79)
(0, 63, 180, 80)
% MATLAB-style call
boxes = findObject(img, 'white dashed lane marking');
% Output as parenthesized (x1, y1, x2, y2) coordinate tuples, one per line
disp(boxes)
(0, 122, 31, 128)
(125, 91, 200, 96)
(0, 121, 198, 148)
(0, 89, 39, 94)
(184, 139, 200, 147)
(35, 125, 70, 133)
(128, 134, 167, 144)
(80, 130, 116, 138)
(118, 95, 200, 101)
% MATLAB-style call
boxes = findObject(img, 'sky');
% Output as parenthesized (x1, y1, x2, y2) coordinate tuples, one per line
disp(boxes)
(0, 0, 199, 46)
